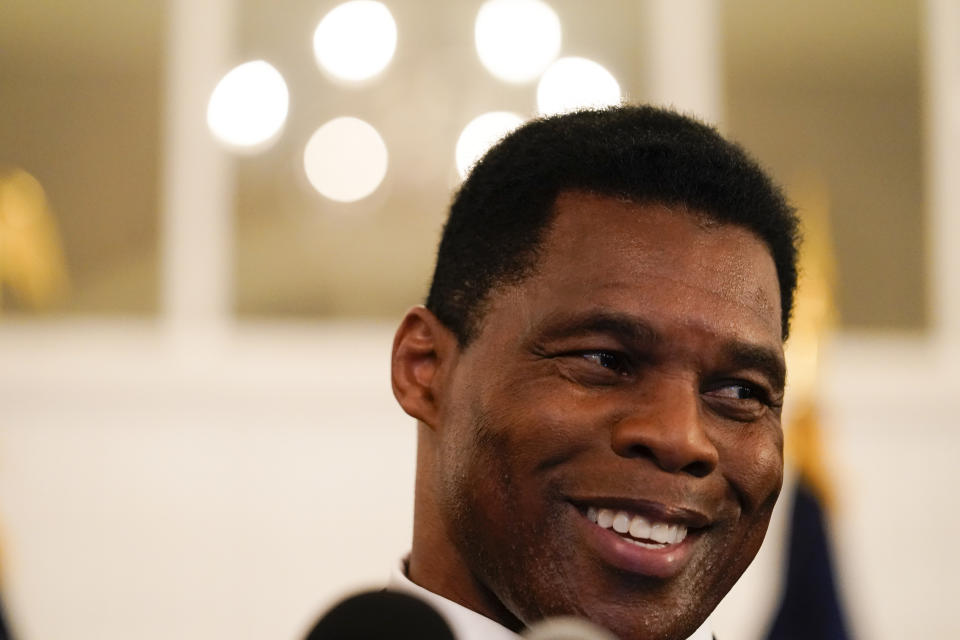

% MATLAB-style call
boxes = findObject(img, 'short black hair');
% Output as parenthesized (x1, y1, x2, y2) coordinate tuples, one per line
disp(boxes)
(426, 104, 800, 344)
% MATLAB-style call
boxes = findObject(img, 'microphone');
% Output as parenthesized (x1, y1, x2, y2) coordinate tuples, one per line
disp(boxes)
(522, 616, 620, 640)
(304, 590, 455, 640)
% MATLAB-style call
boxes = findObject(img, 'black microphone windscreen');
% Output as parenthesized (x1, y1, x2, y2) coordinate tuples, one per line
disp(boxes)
(305, 590, 455, 640)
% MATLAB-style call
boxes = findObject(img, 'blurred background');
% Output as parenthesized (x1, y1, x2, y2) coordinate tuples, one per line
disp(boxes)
(0, 0, 957, 638)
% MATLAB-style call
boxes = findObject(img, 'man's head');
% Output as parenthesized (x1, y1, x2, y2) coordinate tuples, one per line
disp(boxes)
(426, 105, 798, 345)
(391, 105, 799, 640)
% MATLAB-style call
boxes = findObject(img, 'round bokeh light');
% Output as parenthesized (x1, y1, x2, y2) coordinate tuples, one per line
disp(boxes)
(313, 1, 397, 83)
(207, 60, 289, 151)
(455, 111, 525, 179)
(303, 117, 388, 202)
(536, 56, 621, 116)
(475, 0, 561, 83)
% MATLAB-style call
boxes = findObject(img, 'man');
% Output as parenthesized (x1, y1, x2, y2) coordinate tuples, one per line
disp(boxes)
(389, 105, 799, 640)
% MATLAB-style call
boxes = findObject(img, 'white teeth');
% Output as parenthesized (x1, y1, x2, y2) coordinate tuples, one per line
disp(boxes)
(629, 515, 652, 539)
(597, 508, 615, 528)
(650, 523, 669, 544)
(625, 537, 667, 550)
(612, 511, 631, 534)
(588, 506, 691, 545)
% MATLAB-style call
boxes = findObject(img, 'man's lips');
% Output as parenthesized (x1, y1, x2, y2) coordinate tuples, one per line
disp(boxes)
(568, 498, 712, 578)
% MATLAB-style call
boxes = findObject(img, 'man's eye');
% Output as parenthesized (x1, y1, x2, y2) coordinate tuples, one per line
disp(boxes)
(706, 384, 758, 400)
(580, 351, 628, 373)
(702, 381, 779, 421)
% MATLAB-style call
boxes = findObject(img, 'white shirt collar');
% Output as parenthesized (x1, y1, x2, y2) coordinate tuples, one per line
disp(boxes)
(388, 558, 520, 640)
(388, 557, 714, 640)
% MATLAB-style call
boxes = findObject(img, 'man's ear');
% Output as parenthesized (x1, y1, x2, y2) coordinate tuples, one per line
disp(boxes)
(391, 306, 460, 429)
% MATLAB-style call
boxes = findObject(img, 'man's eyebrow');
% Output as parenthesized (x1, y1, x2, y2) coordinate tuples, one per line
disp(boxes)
(532, 311, 785, 389)
(534, 311, 661, 345)
(721, 341, 786, 393)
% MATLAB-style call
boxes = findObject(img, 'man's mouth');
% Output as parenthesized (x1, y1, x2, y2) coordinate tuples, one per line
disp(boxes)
(585, 506, 688, 549)
(570, 499, 707, 578)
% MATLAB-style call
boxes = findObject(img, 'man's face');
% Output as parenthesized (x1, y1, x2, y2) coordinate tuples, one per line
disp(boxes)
(434, 192, 785, 639)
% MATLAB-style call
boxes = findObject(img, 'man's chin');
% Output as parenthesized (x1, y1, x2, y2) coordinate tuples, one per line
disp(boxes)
(572, 601, 709, 640)
(501, 566, 715, 640)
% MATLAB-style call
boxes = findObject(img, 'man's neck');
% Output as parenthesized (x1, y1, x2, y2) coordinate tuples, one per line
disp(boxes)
(408, 540, 524, 632)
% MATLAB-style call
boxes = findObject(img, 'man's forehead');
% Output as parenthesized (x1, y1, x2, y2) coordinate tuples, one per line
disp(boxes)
(546, 191, 777, 282)
(480, 191, 785, 341)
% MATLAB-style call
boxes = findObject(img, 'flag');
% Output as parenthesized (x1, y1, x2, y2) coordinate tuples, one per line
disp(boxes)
(765, 404, 850, 640)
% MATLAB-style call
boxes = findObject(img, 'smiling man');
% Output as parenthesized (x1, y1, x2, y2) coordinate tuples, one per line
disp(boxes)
(389, 105, 799, 640)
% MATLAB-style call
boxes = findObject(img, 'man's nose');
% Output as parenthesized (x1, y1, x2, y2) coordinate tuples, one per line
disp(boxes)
(609, 377, 719, 478)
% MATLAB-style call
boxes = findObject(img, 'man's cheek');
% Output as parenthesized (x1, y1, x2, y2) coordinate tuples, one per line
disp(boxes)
(750, 439, 784, 494)
(721, 439, 783, 514)
(737, 452, 783, 514)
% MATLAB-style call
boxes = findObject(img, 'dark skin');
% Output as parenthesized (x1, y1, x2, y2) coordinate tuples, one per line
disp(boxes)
(392, 191, 786, 640)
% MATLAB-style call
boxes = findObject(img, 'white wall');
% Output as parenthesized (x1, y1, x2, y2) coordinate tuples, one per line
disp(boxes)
(0, 322, 415, 639)
(0, 325, 957, 639)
